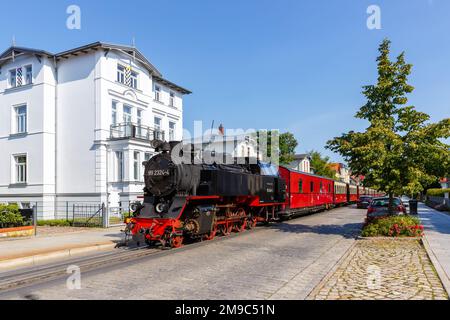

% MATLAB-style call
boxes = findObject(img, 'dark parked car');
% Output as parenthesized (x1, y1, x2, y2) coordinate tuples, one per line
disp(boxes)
(367, 197, 407, 219)
(357, 196, 373, 209)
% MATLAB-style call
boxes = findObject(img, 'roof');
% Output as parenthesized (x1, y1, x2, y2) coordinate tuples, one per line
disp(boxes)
(0, 42, 191, 94)
(280, 166, 335, 182)
(292, 154, 310, 161)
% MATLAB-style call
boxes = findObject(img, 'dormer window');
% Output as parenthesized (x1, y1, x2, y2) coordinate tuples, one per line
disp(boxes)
(25, 65, 33, 85)
(9, 66, 33, 88)
(10, 69, 17, 87)
(117, 64, 138, 89)
(117, 65, 125, 84)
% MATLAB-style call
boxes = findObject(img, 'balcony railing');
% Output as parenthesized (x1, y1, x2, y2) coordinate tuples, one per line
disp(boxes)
(110, 123, 165, 141)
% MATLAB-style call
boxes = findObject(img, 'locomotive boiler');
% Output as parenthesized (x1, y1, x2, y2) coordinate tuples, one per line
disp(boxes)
(127, 140, 286, 248)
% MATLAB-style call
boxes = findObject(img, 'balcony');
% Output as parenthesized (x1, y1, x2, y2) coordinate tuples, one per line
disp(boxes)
(110, 123, 165, 141)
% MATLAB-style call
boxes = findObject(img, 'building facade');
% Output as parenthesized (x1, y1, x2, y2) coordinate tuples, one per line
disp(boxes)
(0, 42, 190, 219)
(287, 154, 311, 173)
(329, 163, 351, 184)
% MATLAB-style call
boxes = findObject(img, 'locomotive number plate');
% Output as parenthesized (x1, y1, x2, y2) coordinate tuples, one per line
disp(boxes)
(148, 169, 170, 176)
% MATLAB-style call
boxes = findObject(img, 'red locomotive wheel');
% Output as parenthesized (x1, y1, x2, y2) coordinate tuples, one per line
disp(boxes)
(221, 223, 233, 236)
(236, 219, 247, 232)
(204, 226, 217, 241)
(170, 236, 183, 248)
(247, 217, 257, 229)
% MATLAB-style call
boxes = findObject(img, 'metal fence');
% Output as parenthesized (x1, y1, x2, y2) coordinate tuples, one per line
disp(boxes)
(29, 201, 133, 228)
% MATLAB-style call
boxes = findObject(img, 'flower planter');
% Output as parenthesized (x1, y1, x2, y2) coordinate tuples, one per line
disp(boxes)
(0, 226, 35, 238)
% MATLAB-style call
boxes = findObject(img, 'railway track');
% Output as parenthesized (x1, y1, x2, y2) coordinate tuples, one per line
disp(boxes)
(0, 224, 270, 297)
(0, 246, 160, 293)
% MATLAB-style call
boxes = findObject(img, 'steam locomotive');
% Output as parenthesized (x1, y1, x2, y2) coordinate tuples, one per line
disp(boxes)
(126, 140, 381, 248)
(126, 140, 286, 248)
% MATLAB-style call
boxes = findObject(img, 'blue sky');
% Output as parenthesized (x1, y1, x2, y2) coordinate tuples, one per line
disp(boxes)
(1, 0, 449, 162)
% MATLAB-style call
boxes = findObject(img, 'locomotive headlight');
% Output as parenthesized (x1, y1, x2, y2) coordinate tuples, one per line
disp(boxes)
(155, 202, 166, 213)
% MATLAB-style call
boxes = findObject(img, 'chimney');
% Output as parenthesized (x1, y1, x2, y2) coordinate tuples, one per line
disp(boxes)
(218, 124, 225, 135)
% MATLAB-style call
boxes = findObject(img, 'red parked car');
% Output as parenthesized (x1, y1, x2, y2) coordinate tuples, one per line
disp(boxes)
(367, 197, 407, 219)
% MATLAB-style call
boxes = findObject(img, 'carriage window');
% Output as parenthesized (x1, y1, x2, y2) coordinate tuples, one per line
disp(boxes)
(320, 181, 323, 193)
(298, 179, 303, 193)
(310, 181, 314, 193)
(328, 184, 331, 193)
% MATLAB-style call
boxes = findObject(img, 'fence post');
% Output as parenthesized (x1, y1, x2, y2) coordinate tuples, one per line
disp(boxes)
(102, 203, 108, 228)
(66, 201, 69, 222)
(32, 204, 37, 236)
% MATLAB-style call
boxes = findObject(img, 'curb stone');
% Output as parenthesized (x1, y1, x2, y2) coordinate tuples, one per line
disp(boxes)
(0, 243, 117, 270)
(421, 234, 450, 297)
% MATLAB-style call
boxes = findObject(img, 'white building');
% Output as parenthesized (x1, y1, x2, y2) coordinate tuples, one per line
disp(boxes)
(287, 154, 311, 173)
(188, 125, 260, 162)
(0, 42, 190, 219)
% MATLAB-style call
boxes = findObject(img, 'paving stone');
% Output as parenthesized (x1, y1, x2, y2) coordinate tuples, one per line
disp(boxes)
(311, 238, 449, 300)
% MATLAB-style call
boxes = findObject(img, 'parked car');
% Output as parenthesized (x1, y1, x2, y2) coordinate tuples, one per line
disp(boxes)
(400, 195, 410, 207)
(357, 196, 373, 209)
(367, 197, 407, 218)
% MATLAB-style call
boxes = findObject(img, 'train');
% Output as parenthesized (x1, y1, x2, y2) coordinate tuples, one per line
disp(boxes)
(125, 140, 382, 248)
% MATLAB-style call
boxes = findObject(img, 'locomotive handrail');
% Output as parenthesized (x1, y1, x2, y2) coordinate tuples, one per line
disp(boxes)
(110, 123, 165, 141)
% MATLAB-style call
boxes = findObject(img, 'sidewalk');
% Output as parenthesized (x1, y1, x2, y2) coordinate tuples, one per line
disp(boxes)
(419, 203, 450, 295)
(0, 226, 124, 270)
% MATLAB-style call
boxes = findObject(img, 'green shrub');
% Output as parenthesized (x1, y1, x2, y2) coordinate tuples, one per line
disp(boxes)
(0, 203, 24, 228)
(427, 188, 450, 197)
(37, 219, 72, 227)
(361, 215, 424, 237)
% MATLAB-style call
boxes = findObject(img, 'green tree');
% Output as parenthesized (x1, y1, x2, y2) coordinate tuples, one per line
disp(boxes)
(308, 150, 336, 179)
(327, 39, 450, 211)
(279, 132, 298, 165)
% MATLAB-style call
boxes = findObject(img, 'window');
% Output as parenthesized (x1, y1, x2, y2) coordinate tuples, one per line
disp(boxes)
(9, 66, 30, 88)
(133, 151, 140, 181)
(136, 109, 143, 137)
(123, 105, 132, 123)
(298, 179, 303, 193)
(117, 65, 125, 84)
(118, 64, 138, 88)
(169, 92, 175, 107)
(25, 65, 32, 85)
(115, 152, 123, 182)
(154, 117, 162, 140)
(111, 101, 117, 125)
(328, 183, 331, 193)
(14, 155, 27, 183)
(155, 86, 161, 102)
(15, 105, 27, 134)
(130, 71, 138, 89)
(310, 181, 314, 193)
(320, 181, 323, 193)
(169, 121, 175, 141)
(10, 69, 17, 87)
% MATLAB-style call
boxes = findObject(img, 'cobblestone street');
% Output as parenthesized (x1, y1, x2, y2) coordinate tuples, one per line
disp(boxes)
(2, 206, 363, 300)
(310, 238, 448, 300)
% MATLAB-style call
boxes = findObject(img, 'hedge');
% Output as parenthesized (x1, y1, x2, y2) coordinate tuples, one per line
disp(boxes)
(0, 203, 24, 228)
(362, 215, 424, 237)
(427, 188, 450, 197)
